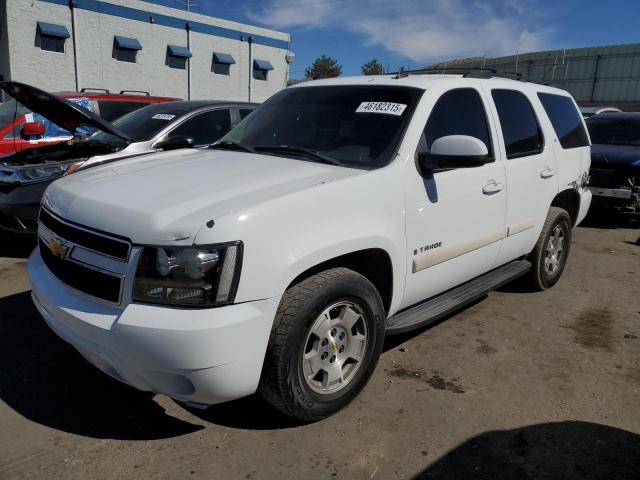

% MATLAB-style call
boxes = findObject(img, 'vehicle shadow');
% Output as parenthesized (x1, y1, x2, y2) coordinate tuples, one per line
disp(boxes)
(0, 231, 37, 259)
(414, 420, 640, 479)
(580, 207, 639, 229)
(0, 291, 204, 440)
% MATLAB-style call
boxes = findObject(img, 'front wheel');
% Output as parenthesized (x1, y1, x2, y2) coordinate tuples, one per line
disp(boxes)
(526, 207, 572, 290)
(259, 268, 386, 422)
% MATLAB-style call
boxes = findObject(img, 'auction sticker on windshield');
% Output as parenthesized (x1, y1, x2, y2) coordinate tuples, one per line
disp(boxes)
(152, 114, 176, 120)
(356, 102, 407, 116)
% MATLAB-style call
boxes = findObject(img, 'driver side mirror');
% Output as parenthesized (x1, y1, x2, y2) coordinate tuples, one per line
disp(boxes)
(418, 135, 491, 173)
(155, 135, 195, 151)
(21, 122, 46, 140)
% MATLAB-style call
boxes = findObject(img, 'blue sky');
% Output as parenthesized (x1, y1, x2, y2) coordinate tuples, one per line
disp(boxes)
(144, 0, 640, 78)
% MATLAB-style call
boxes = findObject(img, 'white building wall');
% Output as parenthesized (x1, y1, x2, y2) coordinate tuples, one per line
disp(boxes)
(6, 0, 76, 92)
(4, 0, 290, 102)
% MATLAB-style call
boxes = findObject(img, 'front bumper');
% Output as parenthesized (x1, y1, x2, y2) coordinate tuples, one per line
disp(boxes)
(0, 181, 50, 233)
(28, 250, 281, 405)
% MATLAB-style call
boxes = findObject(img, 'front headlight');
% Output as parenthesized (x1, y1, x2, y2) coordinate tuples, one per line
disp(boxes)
(133, 242, 243, 307)
(15, 164, 73, 183)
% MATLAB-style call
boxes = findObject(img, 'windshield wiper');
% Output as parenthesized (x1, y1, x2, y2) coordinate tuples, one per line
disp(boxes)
(210, 141, 256, 153)
(253, 145, 342, 166)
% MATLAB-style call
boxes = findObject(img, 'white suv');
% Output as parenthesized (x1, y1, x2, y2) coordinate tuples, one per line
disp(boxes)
(28, 73, 592, 421)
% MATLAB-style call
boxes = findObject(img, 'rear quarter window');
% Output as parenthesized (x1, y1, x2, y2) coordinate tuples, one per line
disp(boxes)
(537, 93, 589, 149)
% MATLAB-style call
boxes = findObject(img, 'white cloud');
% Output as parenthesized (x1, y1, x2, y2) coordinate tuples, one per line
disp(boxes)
(247, 0, 554, 64)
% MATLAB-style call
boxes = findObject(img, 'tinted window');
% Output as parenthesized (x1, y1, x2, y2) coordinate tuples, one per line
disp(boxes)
(424, 88, 492, 155)
(170, 109, 232, 146)
(98, 101, 148, 122)
(90, 104, 194, 144)
(239, 108, 253, 120)
(253, 69, 268, 81)
(587, 118, 640, 146)
(213, 62, 230, 75)
(221, 85, 422, 169)
(168, 55, 187, 70)
(115, 48, 137, 63)
(37, 35, 65, 53)
(538, 93, 589, 149)
(492, 89, 543, 159)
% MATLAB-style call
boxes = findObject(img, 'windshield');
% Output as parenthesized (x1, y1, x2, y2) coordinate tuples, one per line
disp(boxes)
(0, 98, 29, 130)
(220, 85, 423, 169)
(587, 118, 640, 146)
(89, 103, 187, 146)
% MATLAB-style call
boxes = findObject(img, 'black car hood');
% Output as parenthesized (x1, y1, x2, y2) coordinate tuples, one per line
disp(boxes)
(0, 140, 121, 166)
(0, 81, 132, 142)
(591, 144, 640, 168)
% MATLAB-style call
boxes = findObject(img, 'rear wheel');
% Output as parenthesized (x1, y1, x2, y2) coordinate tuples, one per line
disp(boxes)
(259, 268, 385, 422)
(526, 207, 572, 290)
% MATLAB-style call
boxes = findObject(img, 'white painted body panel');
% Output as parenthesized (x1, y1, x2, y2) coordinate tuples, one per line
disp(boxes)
(30, 74, 592, 405)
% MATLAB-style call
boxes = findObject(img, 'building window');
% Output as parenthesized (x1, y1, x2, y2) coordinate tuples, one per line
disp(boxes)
(212, 52, 235, 76)
(166, 45, 192, 70)
(253, 59, 273, 81)
(35, 22, 70, 53)
(113, 36, 142, 63)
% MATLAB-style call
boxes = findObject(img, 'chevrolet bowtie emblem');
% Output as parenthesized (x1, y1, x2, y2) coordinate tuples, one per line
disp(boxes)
(48, 237, 70, 259)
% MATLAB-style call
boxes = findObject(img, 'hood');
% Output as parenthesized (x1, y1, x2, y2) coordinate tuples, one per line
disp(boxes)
(591, 144, 640, 167)
(44, 149, 362, 244)
(0, 81, 131, 141)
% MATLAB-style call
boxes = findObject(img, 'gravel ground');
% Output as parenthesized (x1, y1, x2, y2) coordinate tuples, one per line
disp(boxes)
(0, 212, 639, 480)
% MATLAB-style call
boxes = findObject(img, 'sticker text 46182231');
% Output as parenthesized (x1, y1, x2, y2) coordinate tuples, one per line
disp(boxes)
(356, 102, 407, 116)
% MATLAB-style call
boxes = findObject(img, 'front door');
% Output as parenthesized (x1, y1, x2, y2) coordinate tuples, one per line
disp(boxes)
(402, 86, 507, 308)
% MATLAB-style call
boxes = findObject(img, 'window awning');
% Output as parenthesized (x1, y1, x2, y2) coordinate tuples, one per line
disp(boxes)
(213, 52, 236, 65)
(167, 45, 192, 58)
(114, 36, 142, 50)
(253, 59, 274, 71)
(36, 22, 70, 39)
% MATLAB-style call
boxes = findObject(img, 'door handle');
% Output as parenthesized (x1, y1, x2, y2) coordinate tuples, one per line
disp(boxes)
(482, 180, 504, 195)
(540, 167, 555, 179)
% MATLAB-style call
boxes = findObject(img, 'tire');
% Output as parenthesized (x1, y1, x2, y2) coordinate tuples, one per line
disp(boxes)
(526, 207, 572, 290)
(259, 267, 386, 422)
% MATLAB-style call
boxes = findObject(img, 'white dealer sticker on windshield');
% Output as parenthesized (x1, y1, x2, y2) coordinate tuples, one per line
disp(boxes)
(152, 114, 176, 120)
(356, 102, 407, 116)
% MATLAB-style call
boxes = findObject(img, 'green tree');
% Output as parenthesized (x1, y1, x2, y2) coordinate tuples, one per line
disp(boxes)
(361, 59, 385, 75)
(305, 55, 342, 79)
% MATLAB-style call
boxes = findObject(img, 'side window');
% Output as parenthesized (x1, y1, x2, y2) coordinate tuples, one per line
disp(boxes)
(239, 108, 253, 120)
(491, 89, 543, 159)
(537, 93, 589, 149)
(170, 110, 232, 146)
(423, 88, 493, 157)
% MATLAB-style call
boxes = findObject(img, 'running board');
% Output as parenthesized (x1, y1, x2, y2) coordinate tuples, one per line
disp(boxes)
(386, 260, 532, 335)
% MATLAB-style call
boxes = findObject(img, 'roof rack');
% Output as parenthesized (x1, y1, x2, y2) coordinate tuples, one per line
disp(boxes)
(80, 87, 110, 93)
(392, 67, 527, 81)
(119, 90, 150, 96)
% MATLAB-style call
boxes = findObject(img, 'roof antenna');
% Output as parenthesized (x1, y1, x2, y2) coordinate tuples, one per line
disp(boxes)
(394, 67, 408, 79)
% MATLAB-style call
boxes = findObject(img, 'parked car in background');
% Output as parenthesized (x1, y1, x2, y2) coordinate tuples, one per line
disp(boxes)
(28, 73, 591, 421)
(0, 81, 257, 233)
(586, 112, 640, 215)
(580, 106, 622, 119)
(0, 87, 177, 157)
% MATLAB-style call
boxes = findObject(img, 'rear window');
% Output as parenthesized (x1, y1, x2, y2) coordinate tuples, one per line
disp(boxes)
(587, 118, 640, 146)
(97, 100, 149, 122)
(537, 93, 589, 149)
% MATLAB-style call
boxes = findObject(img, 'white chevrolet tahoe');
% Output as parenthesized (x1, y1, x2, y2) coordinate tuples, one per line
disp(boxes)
(28, 73, 592, 421)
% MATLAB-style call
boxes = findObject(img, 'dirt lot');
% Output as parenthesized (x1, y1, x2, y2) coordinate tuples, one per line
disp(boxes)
(1, 213, 639, 480)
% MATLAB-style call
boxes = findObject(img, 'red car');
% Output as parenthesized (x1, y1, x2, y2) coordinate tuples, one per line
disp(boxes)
(0, 89, 178, 157)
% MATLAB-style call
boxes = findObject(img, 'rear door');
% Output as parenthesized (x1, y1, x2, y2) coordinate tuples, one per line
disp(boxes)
(485, 88, 559, 264)
(537, 92, 591, 193)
